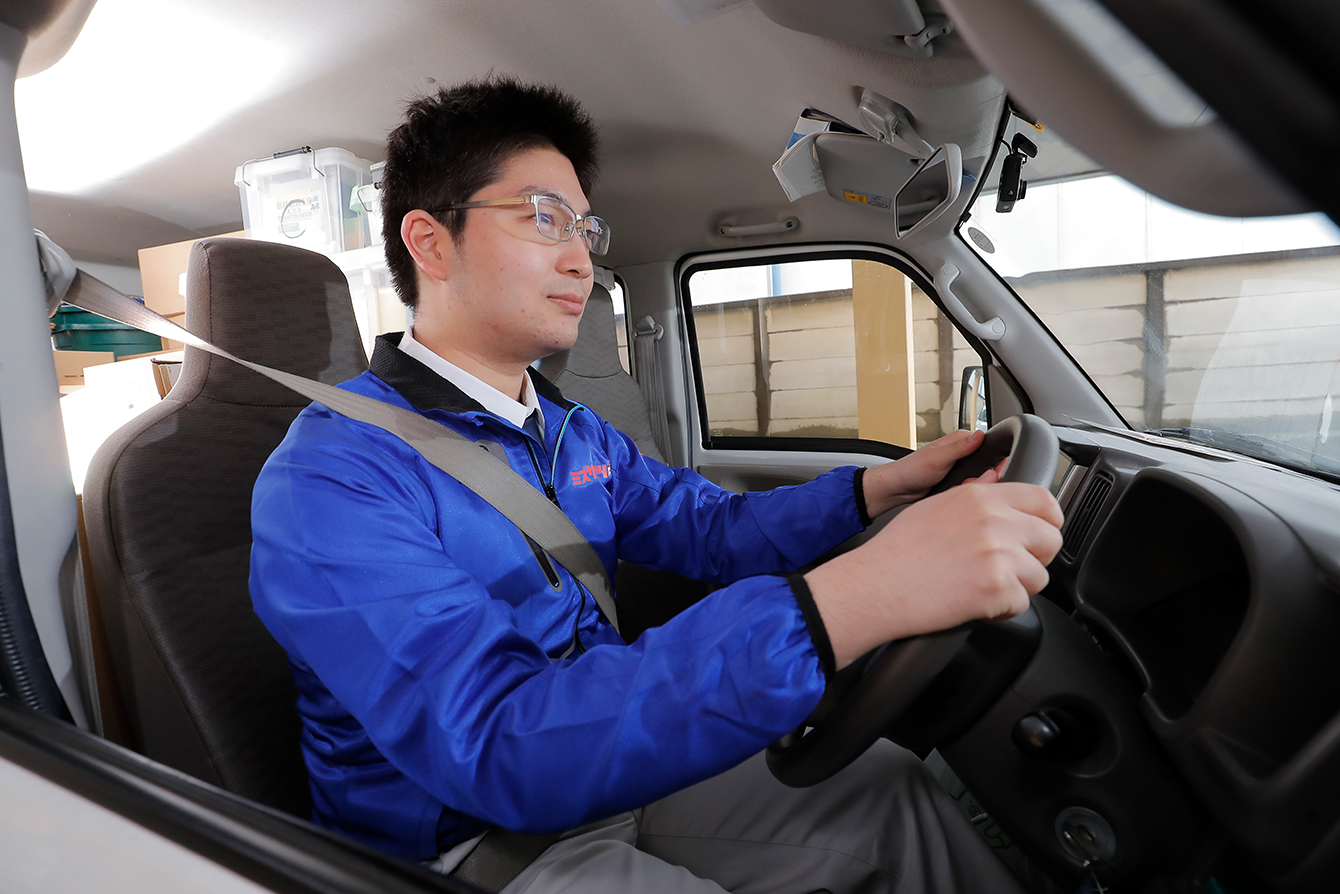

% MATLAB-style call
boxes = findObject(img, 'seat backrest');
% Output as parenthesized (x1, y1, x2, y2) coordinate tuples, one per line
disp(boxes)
(83, 237, 368, 816)
(538, 282, 665, 463)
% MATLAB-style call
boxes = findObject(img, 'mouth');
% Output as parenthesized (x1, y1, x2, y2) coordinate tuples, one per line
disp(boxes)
(548, 293, 587, 314)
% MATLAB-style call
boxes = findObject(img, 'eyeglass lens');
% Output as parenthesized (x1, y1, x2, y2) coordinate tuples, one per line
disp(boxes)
(535, 196, 610, 256)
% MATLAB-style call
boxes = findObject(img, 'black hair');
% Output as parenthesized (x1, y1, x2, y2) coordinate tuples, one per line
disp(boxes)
(379, 75, 600, 309)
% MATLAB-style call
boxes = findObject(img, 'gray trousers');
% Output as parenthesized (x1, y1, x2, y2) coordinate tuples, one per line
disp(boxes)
(493, 741, 1028, 894)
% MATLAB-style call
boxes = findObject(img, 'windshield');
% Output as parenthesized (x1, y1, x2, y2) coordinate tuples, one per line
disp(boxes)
(964, 120, 1340, 480)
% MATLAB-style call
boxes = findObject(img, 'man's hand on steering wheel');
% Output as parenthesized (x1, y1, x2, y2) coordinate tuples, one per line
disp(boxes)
(806, 426, 1065, 672)
(860, 428, 1003, 518)
(769, 415, 1065, 788)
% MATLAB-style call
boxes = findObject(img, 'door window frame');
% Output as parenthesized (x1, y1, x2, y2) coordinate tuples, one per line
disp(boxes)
(678, 243, 991, 462)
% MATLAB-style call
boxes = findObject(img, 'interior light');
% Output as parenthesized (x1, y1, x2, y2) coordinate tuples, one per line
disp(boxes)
(15, 0, 287, 194)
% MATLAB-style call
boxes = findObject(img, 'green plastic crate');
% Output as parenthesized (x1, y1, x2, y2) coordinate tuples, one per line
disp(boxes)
(52, 328, 164, 358)
(52, 304, 163, 358)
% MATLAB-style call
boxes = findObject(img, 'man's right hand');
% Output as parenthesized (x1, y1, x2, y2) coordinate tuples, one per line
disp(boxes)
(804, 482, 1064, 670)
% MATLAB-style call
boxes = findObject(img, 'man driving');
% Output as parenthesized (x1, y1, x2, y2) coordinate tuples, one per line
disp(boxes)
(250, 76, 1064, 893)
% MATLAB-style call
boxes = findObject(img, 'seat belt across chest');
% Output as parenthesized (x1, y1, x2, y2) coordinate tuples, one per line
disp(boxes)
(60, 270, 621, 637)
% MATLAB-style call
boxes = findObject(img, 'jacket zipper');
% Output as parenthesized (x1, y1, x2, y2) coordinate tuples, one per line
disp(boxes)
(550, 406, 578, 486)
(524, 534, 563, 589)
(522, 407, 589, 648)
(523, 405, 579, 508)
(523, 438, 560, 506)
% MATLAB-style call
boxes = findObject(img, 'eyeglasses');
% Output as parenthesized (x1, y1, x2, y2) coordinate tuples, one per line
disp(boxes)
(433, 194, 611, 256)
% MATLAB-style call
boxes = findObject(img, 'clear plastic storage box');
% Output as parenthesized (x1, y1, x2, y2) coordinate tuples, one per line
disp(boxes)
(235, 147, 373, 256)
(330, 244, 409, 358)
(352, 161, 386, 247)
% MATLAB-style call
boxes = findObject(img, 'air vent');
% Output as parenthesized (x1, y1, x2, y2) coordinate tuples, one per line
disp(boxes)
(1060, 471, 1113, 562)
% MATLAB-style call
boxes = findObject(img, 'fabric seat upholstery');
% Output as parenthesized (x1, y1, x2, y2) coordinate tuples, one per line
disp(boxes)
(83, 237, 368, 816)
(538, 282, 665, 462)
(539, 282, 709, 640)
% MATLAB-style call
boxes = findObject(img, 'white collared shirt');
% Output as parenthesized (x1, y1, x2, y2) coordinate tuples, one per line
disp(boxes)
(398, 328, 545, 431)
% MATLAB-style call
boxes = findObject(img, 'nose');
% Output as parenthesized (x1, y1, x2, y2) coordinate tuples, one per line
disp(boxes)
(557, 231, 593, 280)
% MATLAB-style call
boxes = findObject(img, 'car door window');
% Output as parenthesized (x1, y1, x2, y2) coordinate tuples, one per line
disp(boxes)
(683, 254, 975, 455)
(610, 278, 631, 374)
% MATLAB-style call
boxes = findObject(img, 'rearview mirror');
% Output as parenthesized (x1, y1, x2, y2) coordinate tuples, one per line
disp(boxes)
(895, 143, 963, 239)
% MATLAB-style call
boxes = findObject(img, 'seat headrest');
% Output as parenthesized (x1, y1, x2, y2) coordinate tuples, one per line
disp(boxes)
(176, 238, 369, 406)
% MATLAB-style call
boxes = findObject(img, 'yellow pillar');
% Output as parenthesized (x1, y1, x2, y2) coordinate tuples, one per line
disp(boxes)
(853, 260, 917, 447)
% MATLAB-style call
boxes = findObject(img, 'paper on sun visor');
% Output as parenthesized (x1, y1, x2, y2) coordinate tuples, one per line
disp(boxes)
(654, 0, 753, 30)
(772, 132, 826, 202)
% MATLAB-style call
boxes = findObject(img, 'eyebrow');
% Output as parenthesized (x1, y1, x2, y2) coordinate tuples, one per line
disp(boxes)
(519, 185, 591, 216)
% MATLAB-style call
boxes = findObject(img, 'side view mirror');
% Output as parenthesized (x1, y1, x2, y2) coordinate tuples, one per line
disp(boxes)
(895, 143, 963, 239)
(958, 366, 988, 432)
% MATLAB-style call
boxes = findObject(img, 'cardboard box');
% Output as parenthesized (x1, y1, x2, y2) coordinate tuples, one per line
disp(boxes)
(62, 356, 164, 494)
(138, 231, 246, 317)
(150, 352, 184, 398)
(162, 312, 187, 352)
(109, 349, 185, 397)
(52, 350, 115, 393)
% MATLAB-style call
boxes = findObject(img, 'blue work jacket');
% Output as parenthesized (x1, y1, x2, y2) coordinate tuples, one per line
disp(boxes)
(249, 334, 868, 860)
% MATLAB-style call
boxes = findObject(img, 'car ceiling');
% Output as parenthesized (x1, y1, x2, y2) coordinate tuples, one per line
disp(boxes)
(44, 0, 1322, 277)
(19, 0, 1019, 269)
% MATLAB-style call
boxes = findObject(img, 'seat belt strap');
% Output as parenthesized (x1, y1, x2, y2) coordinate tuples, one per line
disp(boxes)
(451, 829, 562, 891)
(632, 315, 671, 461)
(61, 271, 620, 636)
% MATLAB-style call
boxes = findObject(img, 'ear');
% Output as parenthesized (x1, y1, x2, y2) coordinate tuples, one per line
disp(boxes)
(401, 210, 452, 284)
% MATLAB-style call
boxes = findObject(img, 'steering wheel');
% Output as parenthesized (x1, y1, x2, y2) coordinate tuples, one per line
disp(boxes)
(766, 413, 1060, 787)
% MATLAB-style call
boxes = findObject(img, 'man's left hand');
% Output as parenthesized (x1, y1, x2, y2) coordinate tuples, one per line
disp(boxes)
(862, 429, 1000, 519)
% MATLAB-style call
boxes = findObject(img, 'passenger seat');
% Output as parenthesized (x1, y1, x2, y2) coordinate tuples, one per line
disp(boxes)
(81, 238, 368, 816)
(539, 279, 710, 639)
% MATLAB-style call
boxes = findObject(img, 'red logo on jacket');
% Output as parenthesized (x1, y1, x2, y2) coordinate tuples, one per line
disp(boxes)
(570, 463, 612, 485)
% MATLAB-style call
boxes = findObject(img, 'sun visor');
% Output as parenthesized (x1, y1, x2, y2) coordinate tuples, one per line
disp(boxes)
(754, 0, 959, 59)
(772, 130, 972, 244)
(938, 0, 1308, 217)
(814, 132, 923, 214)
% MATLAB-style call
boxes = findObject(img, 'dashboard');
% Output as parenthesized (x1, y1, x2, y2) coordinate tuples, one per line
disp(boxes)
(940, 425, 1340, 891)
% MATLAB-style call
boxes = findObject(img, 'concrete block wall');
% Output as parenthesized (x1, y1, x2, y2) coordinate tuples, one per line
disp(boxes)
(1164, 256, 1340, 434)
(1013, 274, 1148, 428)
(614, 311, 629, 373)
(693, 286, 970, 446)
(911, 286, 975, 443)
(687, 251, 1340, 453)
(766, 292, 858, 436)
(695, 303, 760, 435)
(1009, 251, 1340, 438)
(682, 249, 1340, 454)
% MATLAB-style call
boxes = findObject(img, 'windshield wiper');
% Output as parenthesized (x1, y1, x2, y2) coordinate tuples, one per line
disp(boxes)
(1144, 426, 1340, 481)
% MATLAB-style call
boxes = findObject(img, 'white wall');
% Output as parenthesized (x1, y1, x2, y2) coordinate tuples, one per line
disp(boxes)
(71, 259, 142, 297)
(974, 175, 1340, 279)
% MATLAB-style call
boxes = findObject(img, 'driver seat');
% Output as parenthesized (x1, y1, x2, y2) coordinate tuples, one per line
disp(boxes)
(82, 238, 369, 816)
